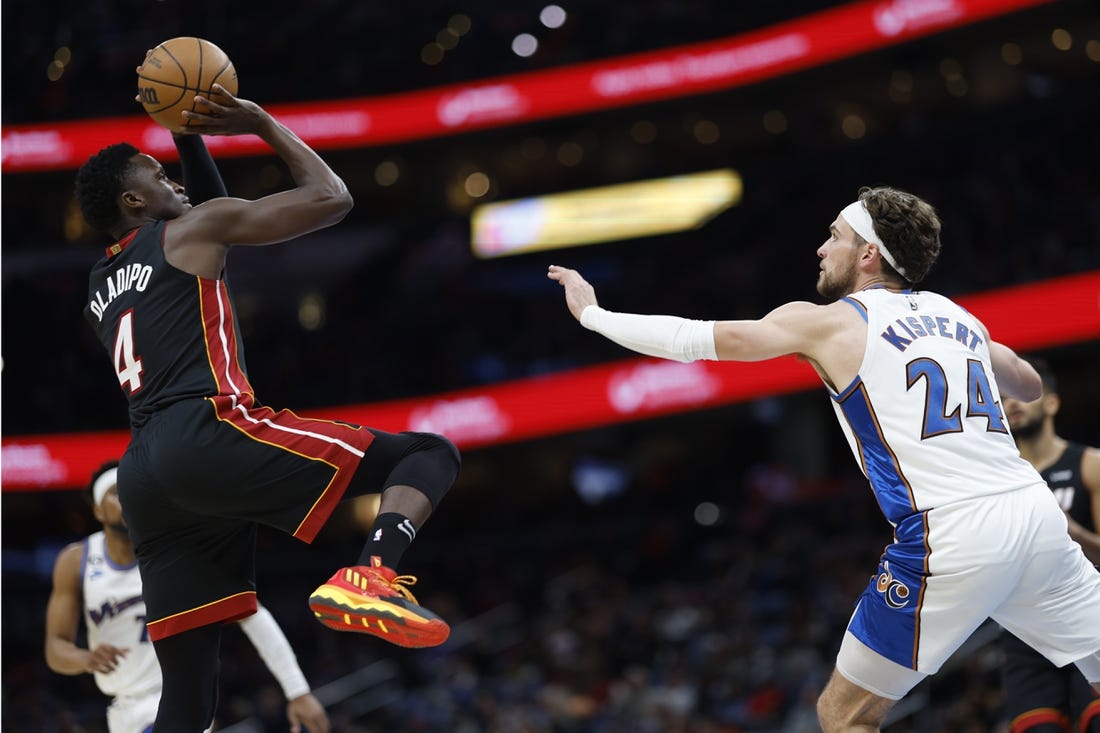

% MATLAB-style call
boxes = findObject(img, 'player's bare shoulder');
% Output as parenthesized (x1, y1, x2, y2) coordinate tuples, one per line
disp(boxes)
(800, 298, 869, 392)
(51, 542, 84, 585)
(162, 204, 234, 279)
(824, 296, 874, 328)
(765, 299, 865, 340)
(762, 299, 831, 325)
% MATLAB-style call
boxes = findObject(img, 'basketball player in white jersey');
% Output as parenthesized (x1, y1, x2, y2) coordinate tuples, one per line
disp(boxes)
(45, 462, 331, 733)
(548, 186, 1100, 732)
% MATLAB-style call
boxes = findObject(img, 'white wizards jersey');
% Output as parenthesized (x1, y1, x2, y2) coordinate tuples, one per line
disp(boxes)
(829, 287, 1044, 524)
(82, 532, 161, 698)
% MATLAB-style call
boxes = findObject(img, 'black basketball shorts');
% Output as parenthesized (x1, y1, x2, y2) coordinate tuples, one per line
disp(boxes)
(118, 396, 385, 640)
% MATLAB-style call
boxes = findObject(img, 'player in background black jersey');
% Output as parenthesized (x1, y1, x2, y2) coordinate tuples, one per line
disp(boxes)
(1001, 357, 1100, 733)
(74, 81, 459, 733)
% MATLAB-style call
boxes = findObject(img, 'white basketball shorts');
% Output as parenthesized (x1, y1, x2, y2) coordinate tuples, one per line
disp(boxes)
(838, 482, 1100, 699)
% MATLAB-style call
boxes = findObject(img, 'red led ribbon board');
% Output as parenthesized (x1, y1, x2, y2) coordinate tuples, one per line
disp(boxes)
(4, 270, 1098, 490)
(1, 0, 1052, 172)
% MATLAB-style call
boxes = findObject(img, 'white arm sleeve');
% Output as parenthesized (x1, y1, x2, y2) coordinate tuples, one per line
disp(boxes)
(580, 305, 717, 363)
(237, 605, 311, 700)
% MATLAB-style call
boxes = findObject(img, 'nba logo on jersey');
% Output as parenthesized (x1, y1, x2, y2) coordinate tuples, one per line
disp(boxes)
(876, 561, 911, 609)
(905, 294, 919, 311)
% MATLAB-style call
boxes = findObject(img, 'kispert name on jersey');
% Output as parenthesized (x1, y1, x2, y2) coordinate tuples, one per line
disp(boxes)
(830, 288, 1041, 523)
(84, 222, 254, 429)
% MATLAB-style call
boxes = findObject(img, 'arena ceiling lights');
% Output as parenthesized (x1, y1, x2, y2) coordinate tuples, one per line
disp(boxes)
(470, 169, 742, 257)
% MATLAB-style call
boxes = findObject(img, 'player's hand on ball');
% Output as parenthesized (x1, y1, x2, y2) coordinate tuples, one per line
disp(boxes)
(547, 265, 599, 322)
(180, 85, 269, 136)
(133, 50, 156, 103)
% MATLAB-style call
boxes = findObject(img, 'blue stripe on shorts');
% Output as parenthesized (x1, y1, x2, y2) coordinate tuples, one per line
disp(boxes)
(847, 512, 930, 670)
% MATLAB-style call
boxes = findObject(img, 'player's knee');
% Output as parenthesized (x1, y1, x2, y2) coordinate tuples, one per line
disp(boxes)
(417, 431, 461, 477)
(816, 688, 841, 732)
(816, 679, 890, 733)
(816, 700, 861, 733)
(428, 432, 462, 476)
(405, 431, 461, 506)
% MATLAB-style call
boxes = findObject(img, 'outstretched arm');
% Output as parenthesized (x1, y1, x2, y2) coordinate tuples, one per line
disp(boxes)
(238, 605, 330, 733)
(45, 543, 129, 675)
(547, 265, 717, 362)
(547, 265, 838, 364)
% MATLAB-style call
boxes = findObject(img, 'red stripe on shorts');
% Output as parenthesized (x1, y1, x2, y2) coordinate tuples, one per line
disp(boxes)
(1011, 707, 1071, 732)
(199, 278, 255, 405)
(199, 277, 373, 541)
(208, 396, 375, 542)
(146, 591, 257, 641)
(1079, 699, 1100, 733)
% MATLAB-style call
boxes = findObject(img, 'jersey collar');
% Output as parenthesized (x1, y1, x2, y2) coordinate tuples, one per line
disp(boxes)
(106, 227, 141, 257)
(857, 283, 913, 294)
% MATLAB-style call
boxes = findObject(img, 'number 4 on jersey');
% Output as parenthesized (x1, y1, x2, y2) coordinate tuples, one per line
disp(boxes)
(113, 309, 144, 393)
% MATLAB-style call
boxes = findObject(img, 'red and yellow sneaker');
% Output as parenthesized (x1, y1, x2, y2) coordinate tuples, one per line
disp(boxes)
(308, 558, 450, 648)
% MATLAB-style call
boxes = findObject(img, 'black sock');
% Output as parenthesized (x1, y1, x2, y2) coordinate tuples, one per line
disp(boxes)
(358, 513, 416, 569)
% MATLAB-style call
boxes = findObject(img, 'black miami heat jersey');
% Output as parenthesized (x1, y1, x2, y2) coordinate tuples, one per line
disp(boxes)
(84, 220, 253, 428)
(1042, 442, 1096, 535)
(83, 218, 385, 641)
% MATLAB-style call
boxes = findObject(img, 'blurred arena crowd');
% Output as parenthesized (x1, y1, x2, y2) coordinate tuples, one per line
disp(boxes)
(2, 422, 1025, 732)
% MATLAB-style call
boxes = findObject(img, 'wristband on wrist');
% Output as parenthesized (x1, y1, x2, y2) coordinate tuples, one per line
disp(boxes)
(580, 305, 717, 362)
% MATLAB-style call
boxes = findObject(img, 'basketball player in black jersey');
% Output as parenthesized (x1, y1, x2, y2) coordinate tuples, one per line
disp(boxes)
(75, 83, 460, 733)
(1001, 357, 1100, 733)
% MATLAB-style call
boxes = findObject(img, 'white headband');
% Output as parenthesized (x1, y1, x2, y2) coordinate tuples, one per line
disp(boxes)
(840, 200, 908, 280)
(92, 467, 118, 507)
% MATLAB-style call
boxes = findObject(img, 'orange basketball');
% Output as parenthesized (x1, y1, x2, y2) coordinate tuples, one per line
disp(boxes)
(137, 37, 238, 133)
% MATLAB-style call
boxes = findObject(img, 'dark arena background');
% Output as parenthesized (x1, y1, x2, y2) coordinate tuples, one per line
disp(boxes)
(3, 1, 1099, 731)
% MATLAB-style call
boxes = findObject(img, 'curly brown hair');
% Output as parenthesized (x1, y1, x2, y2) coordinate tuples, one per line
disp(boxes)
(858, 186, 941, 285)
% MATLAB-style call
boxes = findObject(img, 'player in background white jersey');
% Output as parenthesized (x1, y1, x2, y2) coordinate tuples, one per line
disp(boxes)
(44, 461, 331, 733)
(549, 185, 1100, 732)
